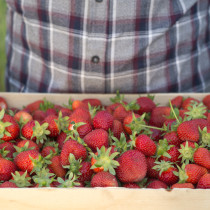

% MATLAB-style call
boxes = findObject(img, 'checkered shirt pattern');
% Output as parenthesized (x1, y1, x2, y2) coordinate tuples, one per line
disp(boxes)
(5, 0, 210, 93)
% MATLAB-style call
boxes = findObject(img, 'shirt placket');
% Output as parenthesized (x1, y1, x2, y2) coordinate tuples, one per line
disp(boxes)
(83, 0, 108, 93)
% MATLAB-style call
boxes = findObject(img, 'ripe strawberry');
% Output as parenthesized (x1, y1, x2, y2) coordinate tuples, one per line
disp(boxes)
(177, 119, 208, 142)
(84, 129, 109, 152)
(113, 104, 132, 122)
(72, 100, 88, 111)
(59, 108, 72, 117)
(194, 148, 210, 169)
(14, 111, 33, 124)
(49, 155, 66, 178)
(171, 183, 194, 189)
(16, 140, 39, 152)
(147, 180, 168, 189)
(60, 140, 87, 166)
(111, 120, 124, 139)
(160, 146, 181, 164)
(202, 95, 210, 110)
(32, 110, 46, 123)
(171, 96, 183, 108)
(25, 100, 44, 113)
(0, 142, 15, 158)
(106, 102, 122, 115)
(46, 108, 57, 116)
(92, 111, 114, 131)
(149, 106, 171, 127)
(14, 150, 40, 173)
(197, 173, 210, 189)
(123, 183, 141, 188)
(123, 113, 141, 135)
(56, 131, 69, 150)
(43, 115, 59, 137)
(181, 97, 200, 110)
(0, 97, 8, 110)
(82, 98, 102, 107)
(163, 119, 177, 130)
(150, 128, 163, 142)
(91, 171, 118, 187)
(135, 134, 156, 157)
(164, 131, 182, 147)
(136, 96, 156, 115)
(70, 107, 91, 123)
(0, 158, 16, 181)
(146, 157, 159, 179)
(116, 150, 147, 183)
(0, 181, 18, 188)
(78, 161, 94, 183)
(153, 161, 178, 185)
(175, 164, 207, 184)
(41, 146, 57, 158)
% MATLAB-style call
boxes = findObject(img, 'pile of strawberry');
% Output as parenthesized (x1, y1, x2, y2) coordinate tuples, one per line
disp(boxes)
(0, 93, 210, 189)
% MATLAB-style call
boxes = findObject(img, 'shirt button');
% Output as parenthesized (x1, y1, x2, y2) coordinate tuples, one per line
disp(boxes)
(96, 0, 103, 2)
(91, 56, 100, 64)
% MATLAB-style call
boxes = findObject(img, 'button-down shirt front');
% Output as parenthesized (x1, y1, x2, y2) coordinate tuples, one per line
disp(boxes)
(5, 0, 210, 93)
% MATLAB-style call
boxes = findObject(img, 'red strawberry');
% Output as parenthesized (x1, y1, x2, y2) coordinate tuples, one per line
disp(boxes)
(49, 155, 66, 178)
(106, 102, 122, 115)
(60, 140, 87, 166)
(41, 146, 57, 158)
(171, 183, 194, 189)
(197, 173, 210, 189)
(43, 115, 59, 138)
(164, 131, 182, 147)
(0, 142, 15, 158)
(92, 111, 114, 131)
(160, 146, 181, 164)
(194, 148, 210, 169)
(111, 120, 124, 139)
(176, 164, 207, 184)
(46, 108, 57, 116)
(182, 97, 200, 110)
(78, 161, 94, 183)
(59, 108, 72, 117)
(32, 110, 46, 123)
(153, 161, 178, 186)
(0, 97, 8, 110)
(0, 181, 18, 188)
(70, 107, 91, 123)
(0, 158, 16, 181)
(171, 96, 183, 108)
(146, 157, 159, 179)
(149, 106, 171, 127)
(123, 113, 141, 135)
(82, 98, 102, 107)
(21, 121, 36, 140)
(14, 150, 40, 173)
(56, 132, 69, 150)
(202, 95, 210, 110)
(72, 100, 88, 111)
(123, 183, 140, 188)
(16, 139, 39, 152)
(116, 150, 147, 183)
(113, 105, 132, 122)
(150, 128, 163, 142)
(91, 171, 118, 187)
(135, 134, 156, 157)
(25, 100, 44, 113)
(14, 111, 33, 124)
(136, 96, 156, 115)
(147, 180, 168, 189)
(177, 119, 208, 142)
(84, 129, 109, 152)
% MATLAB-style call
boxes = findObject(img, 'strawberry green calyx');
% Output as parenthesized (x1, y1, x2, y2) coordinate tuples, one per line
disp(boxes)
(0, 147, 10, 159)
(90, 146, 119, 175)
(63, 153, 82, 178)
(66, 121, 86, 140)
(153, 160, 174, 176)
(178, 141, 197, 164)
(110, 90, 124, 104)
(0, 109, 12, 139)
(32, 121, 50, 144)
(54, 111, 70, 133)
(39, 98, 54, 112)
(111, 133, 129, 153)
(13, 141, 36, 158)
(63, 98, 73, 110)
(33, 167, 55, 187)
(199, 127, 210, 148)
(88, 103, 101, 119)
(185, 101, 207, 120)
(173, 164, 188, 184)
(30, 155, 51, 174)
(11, 171, 32, 187)
(156, 139, 173, 159)
(123, 101, 140, 111)
(57, 172, 80, 188)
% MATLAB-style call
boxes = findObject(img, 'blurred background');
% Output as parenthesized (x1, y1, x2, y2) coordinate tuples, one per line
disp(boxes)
(0, 1, 7, 92)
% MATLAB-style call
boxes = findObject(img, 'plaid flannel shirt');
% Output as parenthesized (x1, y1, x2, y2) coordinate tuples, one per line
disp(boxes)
(5, 0, 210, 93)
